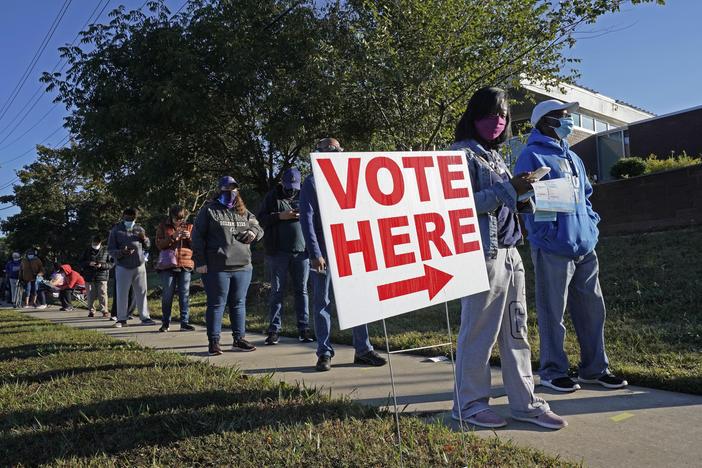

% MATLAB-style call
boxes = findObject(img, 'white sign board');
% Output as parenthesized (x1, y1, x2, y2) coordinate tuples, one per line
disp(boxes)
(310, 151, 489, 329)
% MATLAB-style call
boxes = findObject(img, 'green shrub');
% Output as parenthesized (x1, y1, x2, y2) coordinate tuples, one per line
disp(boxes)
(643, 152, 702, 174)
(611, 157, 646, 179)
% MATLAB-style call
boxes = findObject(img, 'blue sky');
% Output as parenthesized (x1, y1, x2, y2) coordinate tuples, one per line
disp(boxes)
(1, 0, 700, 221)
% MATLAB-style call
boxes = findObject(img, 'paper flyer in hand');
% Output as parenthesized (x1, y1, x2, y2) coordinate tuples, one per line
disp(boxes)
(531, 177, 577, 213)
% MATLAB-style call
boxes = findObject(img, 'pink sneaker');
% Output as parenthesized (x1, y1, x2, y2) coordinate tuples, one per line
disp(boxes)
(513, 411, 568, 430)
(453, 409, 507, 428)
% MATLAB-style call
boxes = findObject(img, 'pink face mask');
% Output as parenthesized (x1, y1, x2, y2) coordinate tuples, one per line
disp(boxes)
(474, 115, 507, 142)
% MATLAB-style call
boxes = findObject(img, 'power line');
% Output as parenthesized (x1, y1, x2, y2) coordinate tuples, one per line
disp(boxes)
(0, 0, 73, 125)
(0, 126, 67, 166)
(0, 98, 60, 150)
(0, 0, 111, 143)
(0, 177, 20, 192)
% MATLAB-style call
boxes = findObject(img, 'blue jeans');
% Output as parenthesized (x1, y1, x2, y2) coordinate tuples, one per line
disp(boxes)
(531, 248, 610, 381)
(159, 269, 191, 326)
(203, 269, 253, 342)
(266, 252, 309, 333)
(310, 269, 373, 358)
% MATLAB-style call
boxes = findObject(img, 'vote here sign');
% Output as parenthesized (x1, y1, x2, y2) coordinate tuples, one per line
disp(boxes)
(310, 151, 489, 329)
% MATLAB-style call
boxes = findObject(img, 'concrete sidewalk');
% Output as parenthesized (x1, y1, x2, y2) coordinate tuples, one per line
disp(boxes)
(22, 307, 702, 467)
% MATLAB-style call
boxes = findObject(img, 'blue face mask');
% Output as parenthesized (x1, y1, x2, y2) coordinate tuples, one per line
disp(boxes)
(218, 191, 238, 209)
(552, 117, 574, 140)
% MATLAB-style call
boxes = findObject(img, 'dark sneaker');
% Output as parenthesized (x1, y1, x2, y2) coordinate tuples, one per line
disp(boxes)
(264, 332, 279, 345)
(232, 338, 257, 352)
(541, 377, 581, 392)
(316, 355, 332, 372)
(127, 316, 134, 321)
(208, 341, 223, 356)
(513, 411, 568, 430)
(113, 321, 127, 328)
(298, 328, 314, 343)
(88, 311, 95, 317)
(578, 373, 628, 389)
(141, 318, 156, 325)
(60, 307, 74, 312)
(158, 325, 169, 333)
(353, 350, 387, 367)
(180, 323, 195, 331)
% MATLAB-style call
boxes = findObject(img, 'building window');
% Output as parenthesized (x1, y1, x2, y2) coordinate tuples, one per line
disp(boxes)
(572, 112, 581, 127)
(581, 114, 595, 131)
(595, 119, 608, 132)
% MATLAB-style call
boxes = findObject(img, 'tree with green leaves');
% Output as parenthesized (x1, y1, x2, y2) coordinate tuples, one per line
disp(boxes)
(327, 0, 663, 151)
(0, 145, 120, 264)
(44, 0, 342, 210)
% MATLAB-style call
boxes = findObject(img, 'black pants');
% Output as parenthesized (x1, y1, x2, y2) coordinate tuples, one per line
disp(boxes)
(59, 289, 73, 309)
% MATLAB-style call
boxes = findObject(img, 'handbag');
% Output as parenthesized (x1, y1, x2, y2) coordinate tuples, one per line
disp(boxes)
(157, 249, 178, 270)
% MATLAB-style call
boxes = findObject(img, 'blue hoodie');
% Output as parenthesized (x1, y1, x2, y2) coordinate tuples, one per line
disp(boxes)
(514, 129, 601, 258)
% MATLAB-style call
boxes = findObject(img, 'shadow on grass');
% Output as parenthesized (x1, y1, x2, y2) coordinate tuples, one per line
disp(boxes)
(0, 341, 129, 362)
(0, 389, 374, 466)
(0, 362, 186, 386)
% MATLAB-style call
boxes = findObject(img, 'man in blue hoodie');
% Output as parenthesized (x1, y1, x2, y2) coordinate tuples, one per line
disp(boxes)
(299, 137, 387, 372)
(515, 100, 627, 393)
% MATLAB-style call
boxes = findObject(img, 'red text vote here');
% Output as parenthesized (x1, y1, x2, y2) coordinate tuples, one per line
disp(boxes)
(310, 151, 489, 330)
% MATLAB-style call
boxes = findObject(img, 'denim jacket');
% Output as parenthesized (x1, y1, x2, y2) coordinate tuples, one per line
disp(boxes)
(450, 139, 525, 259)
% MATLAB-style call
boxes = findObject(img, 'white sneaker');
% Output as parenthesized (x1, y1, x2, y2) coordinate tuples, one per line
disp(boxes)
(112, 321, 125, 328)
(109, 316, 118, 321)
(513, 411, 568, 430)
(36, 304, 47, 309)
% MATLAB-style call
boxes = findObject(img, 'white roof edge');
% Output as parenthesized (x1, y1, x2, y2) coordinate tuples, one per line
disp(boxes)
(519, 79, 655, 119)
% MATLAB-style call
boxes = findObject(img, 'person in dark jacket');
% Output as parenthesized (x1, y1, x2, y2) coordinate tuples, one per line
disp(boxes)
(80, 235, 112, 317)
(55, 264, 86, 311)
(257, 168, 312, 345)
(107, 207, 156, 328)
(155, 205, 195, 332)
(4, 252, 21, 305)
(299, 138, 386, 372)
(192, 176, 264, 356)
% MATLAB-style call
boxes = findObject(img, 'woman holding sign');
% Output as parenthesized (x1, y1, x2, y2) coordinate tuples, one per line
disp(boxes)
(449, 87, 567, 430)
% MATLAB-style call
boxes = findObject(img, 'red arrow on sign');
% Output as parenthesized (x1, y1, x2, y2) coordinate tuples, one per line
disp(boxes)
(377, 264, 453, 301)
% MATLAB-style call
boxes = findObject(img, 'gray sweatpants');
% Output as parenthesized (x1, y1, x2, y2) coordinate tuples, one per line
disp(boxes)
(531, 248, 609, 381)
(452, 248, 549, 420)
(115, 264, 150, 322)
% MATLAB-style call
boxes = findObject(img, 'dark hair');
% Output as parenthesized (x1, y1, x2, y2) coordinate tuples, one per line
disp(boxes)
(169, 204, 188, 219)
(454, 86, 512, 148)
(123, 207, 138, 216)
(91, 235, 102, 243)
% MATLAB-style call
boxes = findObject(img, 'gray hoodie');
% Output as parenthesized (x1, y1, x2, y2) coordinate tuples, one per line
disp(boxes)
(192, 200, 264, 272)
(108, 221, 151, 269)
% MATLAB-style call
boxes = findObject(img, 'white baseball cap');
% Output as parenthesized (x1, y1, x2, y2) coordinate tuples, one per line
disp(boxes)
(530, 99, 580, 126)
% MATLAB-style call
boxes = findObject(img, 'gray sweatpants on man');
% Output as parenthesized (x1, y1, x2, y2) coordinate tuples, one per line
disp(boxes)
(452, 248, 549, 420)
(115, 264, 150, 322)
(531, 248, 609, 381)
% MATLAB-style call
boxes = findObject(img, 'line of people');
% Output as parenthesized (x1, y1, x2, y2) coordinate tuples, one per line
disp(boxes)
(2, 92, 626, 433)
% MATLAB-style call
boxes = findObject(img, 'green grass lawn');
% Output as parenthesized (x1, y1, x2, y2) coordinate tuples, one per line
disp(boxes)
(0, 310, 573, 467)
(147, 227, 702, 395)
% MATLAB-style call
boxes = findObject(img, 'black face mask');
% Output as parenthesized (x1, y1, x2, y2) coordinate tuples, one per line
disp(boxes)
(282, 188, 299, 199)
